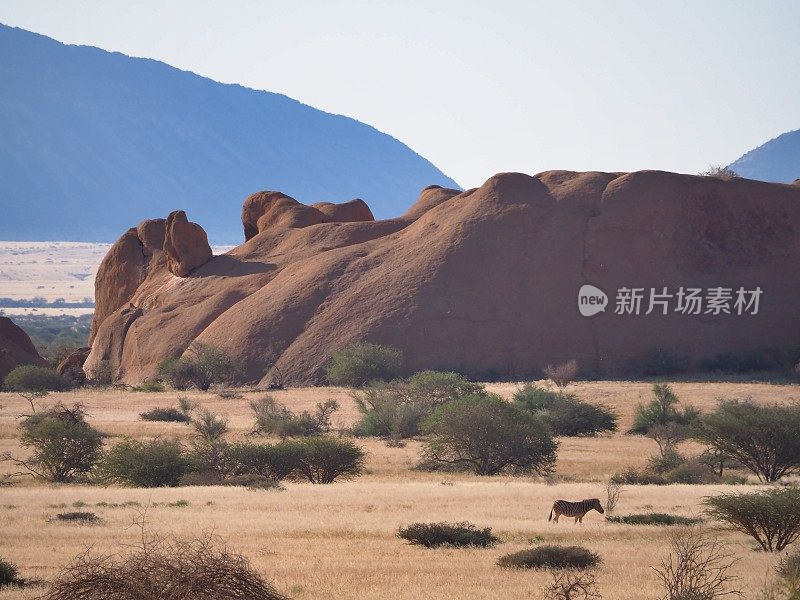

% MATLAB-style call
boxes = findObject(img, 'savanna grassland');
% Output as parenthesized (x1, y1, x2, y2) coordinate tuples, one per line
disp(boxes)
(1, 380, 798, 599)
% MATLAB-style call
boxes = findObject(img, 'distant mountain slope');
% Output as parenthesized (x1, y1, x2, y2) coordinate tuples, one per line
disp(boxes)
(729, 129, 800, 184)
(0, 24, 459, 243)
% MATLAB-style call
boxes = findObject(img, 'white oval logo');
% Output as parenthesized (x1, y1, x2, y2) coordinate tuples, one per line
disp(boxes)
(578, 284, 608, 317)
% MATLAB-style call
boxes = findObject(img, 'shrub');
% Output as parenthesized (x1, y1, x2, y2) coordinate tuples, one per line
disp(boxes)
(3, 364, 72, 392)
(157, 357, 197, 390)
(217, 389, 243, 399)
(220, 474, 283, 491)
(139, 407, 190, 423)
(692, 399, 800, 482)
(543, 569, 601, 600)
(191, 409, 228, 442)
(12, 403, 102, 482)
(40, 533, 288, 600)
(99, 438, 188, 487)
(0, 556, 19, 587)
(325, 342, 403, 387)
(612, 454, 724, 486)
(543, 360, 578, 388)
(228, 441, 301, 481)
(131, 380, 165, 392)
(250, 395, 338, 437)
(703, 488, 800, 552)
(397, 522, 499, 548)
(606, 513, 701, 526)
(653, 526, 740, 600)
(53, 511, 101, 524)
(498, 545, 601, 570)
(630, 384, 699, 435)
(91, 359, 113, 386)
(777, 550, 800, 584)
(422, 393, 558, 475)
(699, 165, 739, 179)
(604, 480, 623, 516)
(513, 384, 618, 437)
(611, 467, 668, 486)
(406, 370, 483, 403)
(293, 436, 366, 484)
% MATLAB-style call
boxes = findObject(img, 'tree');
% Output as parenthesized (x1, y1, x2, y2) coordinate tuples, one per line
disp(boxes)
(293, 437, 366, 484)
(692, 399, 800, 482)
(630, 384, 699, 435)
(7, 403, 102, 482)
(422, 394, 558, 475)
(156, 343, 235, 391)
(513, 384, 618, 437)
(99, 438, 188, 487)
(325, 342, 403, 387)
(2, 364, 72, 392)
(703, 488, 800, 552)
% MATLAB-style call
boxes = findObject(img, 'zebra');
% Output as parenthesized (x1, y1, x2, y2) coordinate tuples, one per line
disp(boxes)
(548, 498, 604, 524)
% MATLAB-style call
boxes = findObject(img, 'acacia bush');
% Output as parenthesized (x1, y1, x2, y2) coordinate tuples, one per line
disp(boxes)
(0, 557, 19, 587)
(228, 441, 302, 481)
(11, 403, 102, 482)
(543, 360, 579, 387)
(703, 488, 800, 551)
(422, 393, 558, 475)
(353, 371, 483, 438)
(325, 342, 403, 387)
(250, 395, 338, 437)
(397, 521, 499, 548)
(157, 357, 197, 390)
(156, 343, 235, 391)
(293, 436, 366, 484)
(41, 533, 288, 600)
(2, 364, 72, 392)
(605, 513, 701, 526)
(53, 511, 101, 524)
(99, 439, 188, 487)
(692, 399, 800, 482)
(498, 545, 601, 570)
(630, 384, 699, 435)
(139, 407, 190, 423)
(513, 384, 618, 436)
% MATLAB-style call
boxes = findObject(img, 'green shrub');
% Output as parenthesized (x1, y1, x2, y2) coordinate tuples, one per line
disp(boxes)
(250, 395, 337, 438)
(325, 342, 403, 387)
(130, 380, 165, 393)
(156, 357, 197, 390)
(778, 550, 800, 588)
(397, 522, 499, 548)
(513, 384, 618, 436)
(156, 343, 235, 391)
(629, 384, 698, 435)
(0, 556, 19, 587)
(293, 436, 366, 484)
(3, 364, 72, 392)
(611, 467, 668, 486)
(99, 438, 188, 487)
(703, 488, 800, 551)
(53, 511, 101, 524)
(497, 545, 601, 570)
(692, 398, 800, 482)
(613, 455, 723, 486)
(228, 441, 302, 481)
(605, 513, 701, 526)
(13, 403, 103, 482)
(139, 407, 190, 423)
(422, 393, 558, 475)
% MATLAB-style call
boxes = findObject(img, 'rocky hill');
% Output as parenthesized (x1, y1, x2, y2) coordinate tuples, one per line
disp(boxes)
(729, 129, 800, 183)
(0, 24, 458, 243)
(83, 172, 800, 385)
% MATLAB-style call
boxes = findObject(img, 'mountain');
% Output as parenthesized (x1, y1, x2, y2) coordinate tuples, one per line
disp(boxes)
(728, 129, 800, 184)
(0, 24, 459, 243)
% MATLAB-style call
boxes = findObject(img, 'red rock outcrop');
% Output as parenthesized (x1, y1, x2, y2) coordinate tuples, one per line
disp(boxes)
(163, 210, 213, 277)
(0, 316, 47, 382)
(87, 173, 800, 385)
(56, 347, 91, 384)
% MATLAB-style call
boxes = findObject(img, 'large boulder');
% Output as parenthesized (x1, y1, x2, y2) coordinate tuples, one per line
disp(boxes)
(87, 174, 800, 385)
(0, 316, 47, 383)
(163, 210, 213, 277)
(56, 347, 92, 385)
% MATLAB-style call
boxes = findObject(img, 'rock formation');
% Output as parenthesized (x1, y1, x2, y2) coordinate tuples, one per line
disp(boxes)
(86, 172, 800, 385)
(56, 347, 92, 384)
(0, 316, 47, 382)
(164, 210, 213, 277)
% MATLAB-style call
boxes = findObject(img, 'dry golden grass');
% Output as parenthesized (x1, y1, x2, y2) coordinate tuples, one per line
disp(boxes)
(1, 379, 797, 599)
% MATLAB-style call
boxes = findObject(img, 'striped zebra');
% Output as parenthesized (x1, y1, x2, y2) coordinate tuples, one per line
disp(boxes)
(548, 498, 604, 524)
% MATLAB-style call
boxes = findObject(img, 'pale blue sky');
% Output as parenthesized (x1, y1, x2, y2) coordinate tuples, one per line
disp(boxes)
(1, 0, 798, 189)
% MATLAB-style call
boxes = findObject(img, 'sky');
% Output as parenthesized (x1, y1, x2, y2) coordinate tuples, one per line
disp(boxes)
(0, 0, 798, 189)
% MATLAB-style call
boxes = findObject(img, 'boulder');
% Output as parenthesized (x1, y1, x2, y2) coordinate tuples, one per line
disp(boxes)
(163, 210, 213, 277)
(87, 173, 800, 385)
(56, 347, 91, 384)
(0, 316, 47, 382)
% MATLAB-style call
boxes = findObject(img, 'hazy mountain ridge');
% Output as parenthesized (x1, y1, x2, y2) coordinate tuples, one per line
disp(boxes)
(729, 129, 800, 184)
(0, 24, 459, 243)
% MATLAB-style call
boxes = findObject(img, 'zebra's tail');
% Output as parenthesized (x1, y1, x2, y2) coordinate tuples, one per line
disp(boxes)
(548, 508, 553, 522)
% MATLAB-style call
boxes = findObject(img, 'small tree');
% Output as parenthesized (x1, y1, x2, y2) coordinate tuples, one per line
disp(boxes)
(186, 342, 235, 391)
(543, 360, 579, 388)
(630, 384, 699, 435)
(422, 393, 558, 476)
(653, 526, 741, 599)
(703, 488, 800, 552)
(692, 399, 800, 482)
(325, 342, 403, 387)
(99, 438, 188, 487)
(513, 384, 618, 437)
(294, 436, 365, 484)
(228, 441, 301, 481)
(3, 365, 72, 392)
(188, 408, 233, 478)
(157, 357, 197, 390)
(8, 403, 102, 482)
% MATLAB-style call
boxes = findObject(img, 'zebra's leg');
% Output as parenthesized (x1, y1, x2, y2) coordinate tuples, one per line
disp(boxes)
(553, 512, 560, 523)
(575, 516, 580, 524)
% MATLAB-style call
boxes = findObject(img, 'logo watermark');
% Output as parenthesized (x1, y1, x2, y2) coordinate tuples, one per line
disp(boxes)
(578, 285, 762, 317)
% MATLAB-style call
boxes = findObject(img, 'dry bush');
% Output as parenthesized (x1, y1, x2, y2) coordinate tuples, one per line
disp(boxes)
(653, 526, 741, 600)
(543, 360, 578, 388)
(543, 569, 602, 600)
(52, 511, 101, 525)
(604, 480, 623, 516)
(41, 531, 287, 600)
(498, 545, 601, 570)
(397, 521, 499, 548)
(606, 513, 701, 526)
